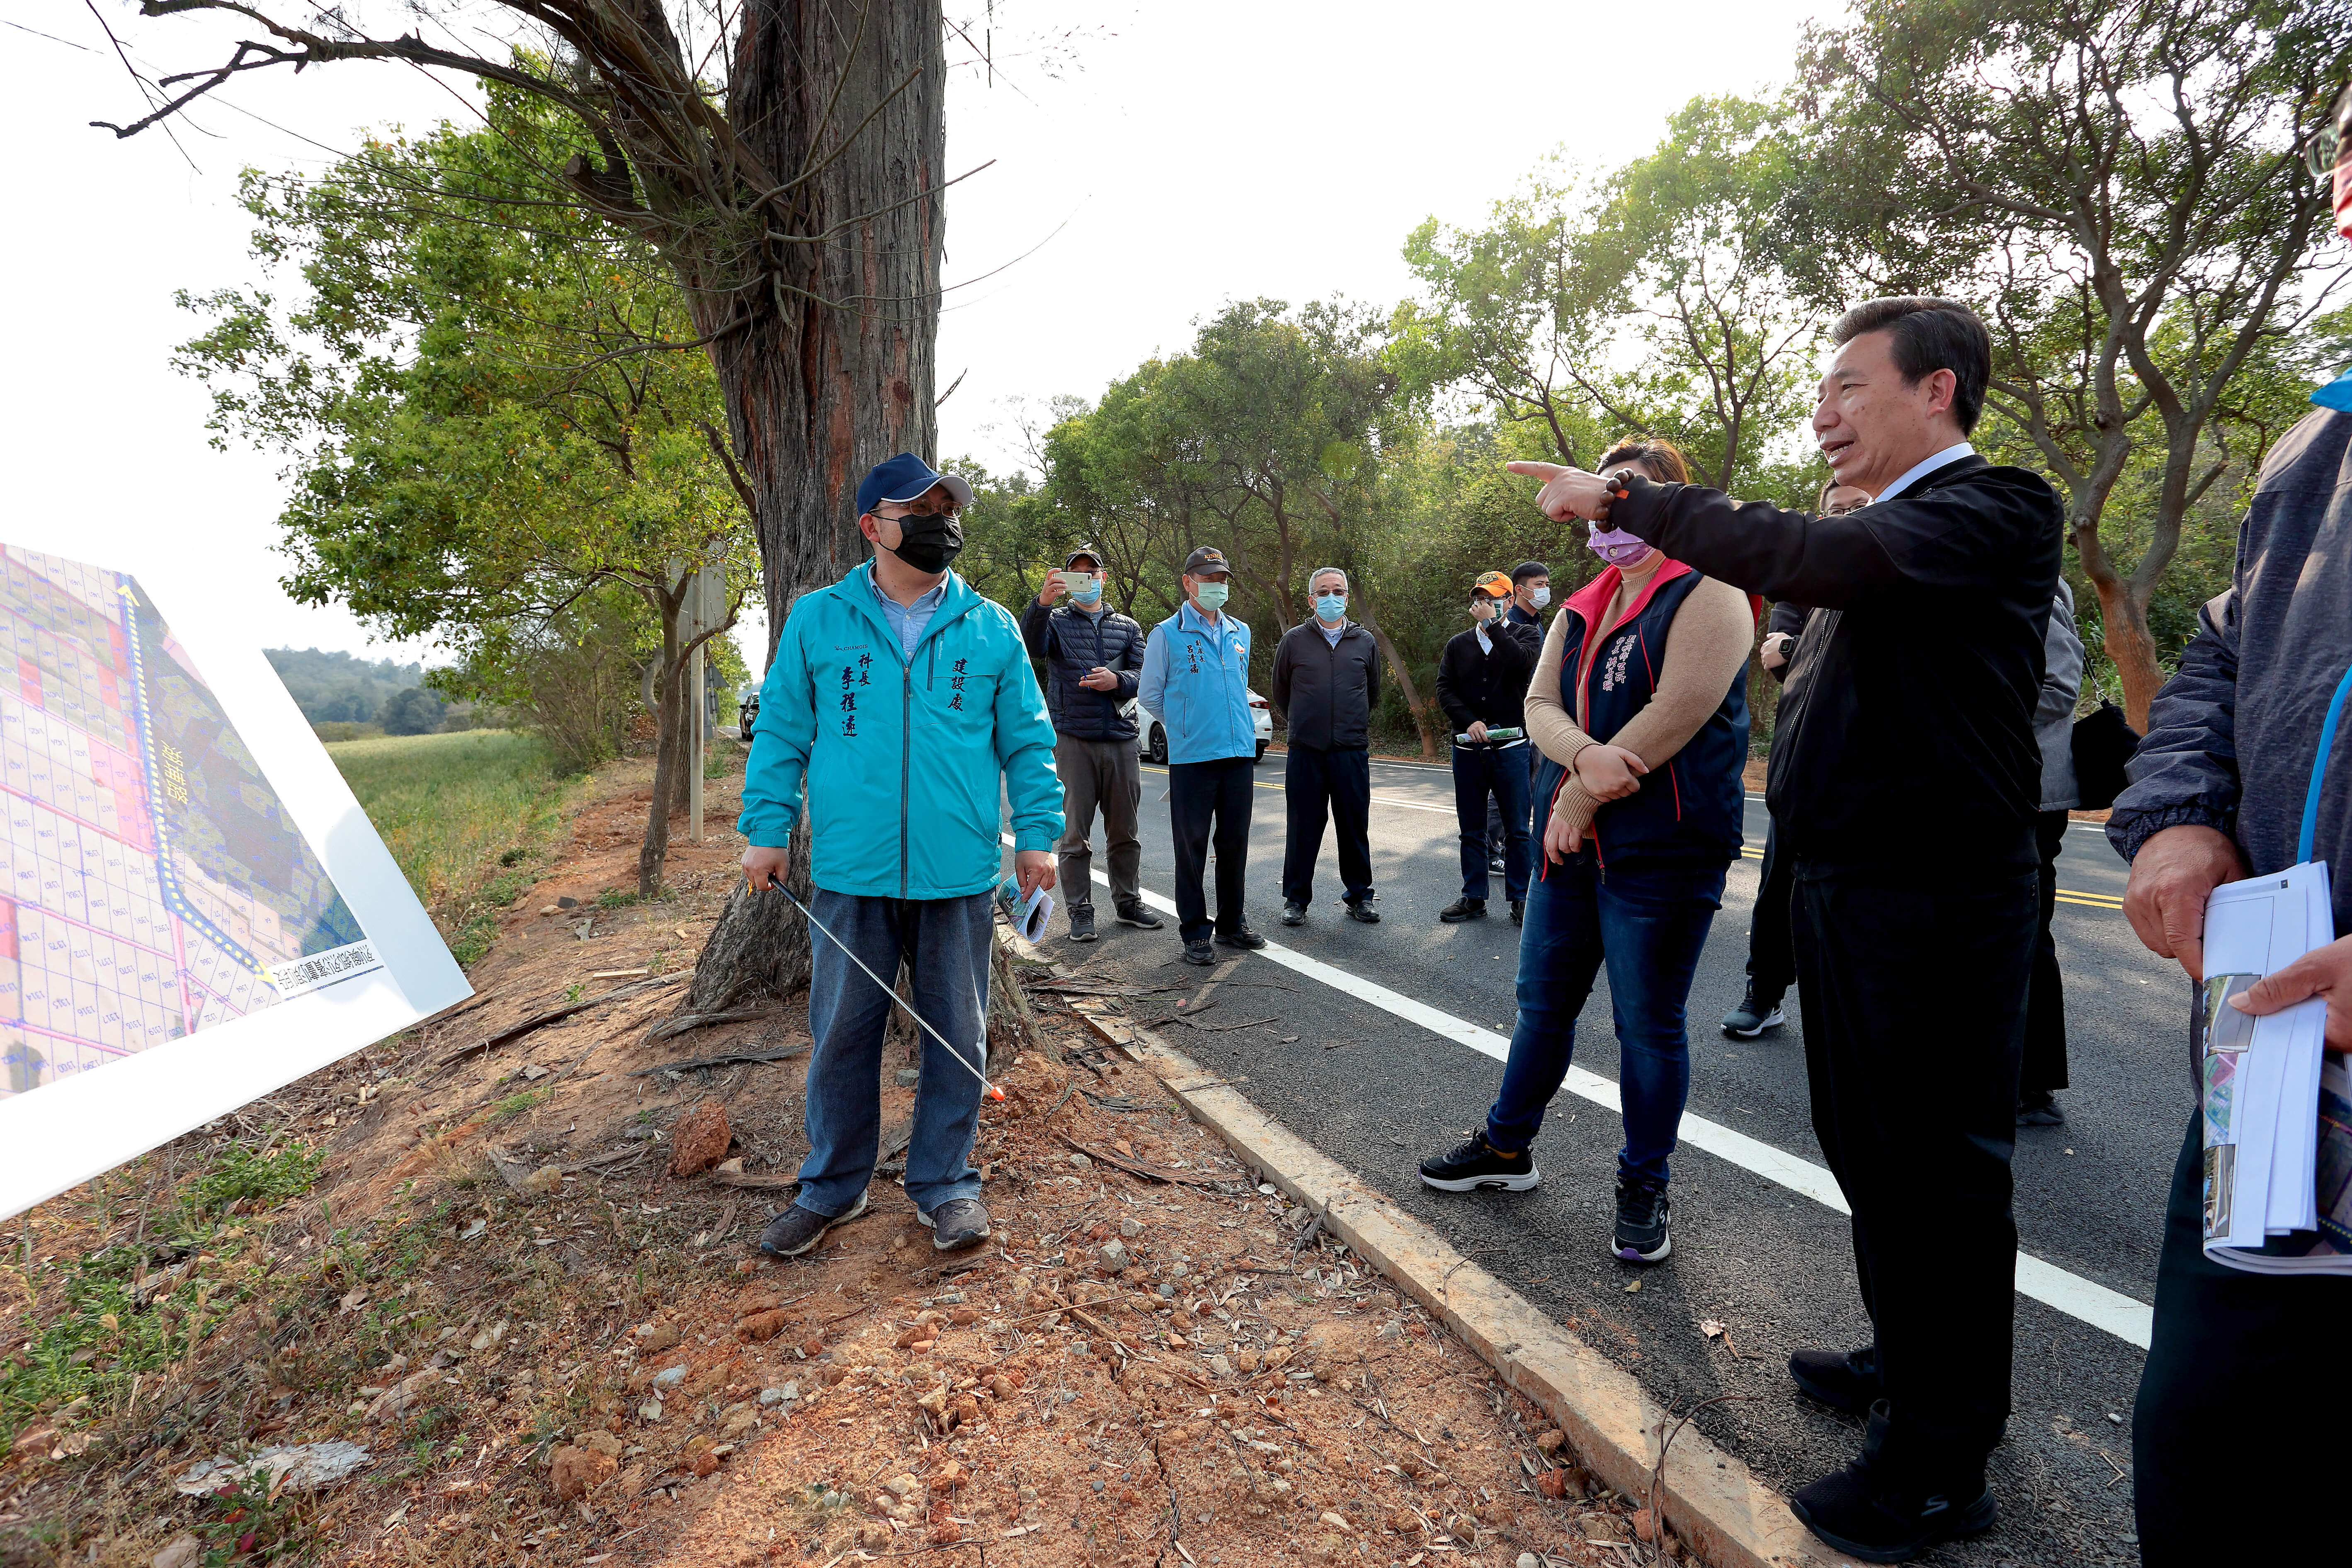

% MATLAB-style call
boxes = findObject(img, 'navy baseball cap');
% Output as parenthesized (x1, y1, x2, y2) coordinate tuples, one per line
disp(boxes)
(856, 453, 975, 517)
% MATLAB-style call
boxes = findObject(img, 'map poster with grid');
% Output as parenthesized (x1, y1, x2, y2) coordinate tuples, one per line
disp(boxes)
(0, 546, 469, 1219)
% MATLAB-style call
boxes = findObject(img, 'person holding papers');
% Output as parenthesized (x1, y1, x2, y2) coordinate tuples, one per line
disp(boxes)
(2108, 80, 2352, 1564)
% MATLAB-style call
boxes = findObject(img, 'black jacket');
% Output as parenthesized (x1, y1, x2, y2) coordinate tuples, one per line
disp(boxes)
(1020, 598, 1146, 743)
(1435, 620, 1541, 735)
(1762, 597, 1811, 687)
(1609, 454, 2061, 869)
(2109, 409, 2352, 937)
(1272, 620, 1381, 750)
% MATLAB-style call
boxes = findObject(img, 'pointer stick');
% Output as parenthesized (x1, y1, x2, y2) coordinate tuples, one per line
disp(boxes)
(750, 874, 1007, 1101)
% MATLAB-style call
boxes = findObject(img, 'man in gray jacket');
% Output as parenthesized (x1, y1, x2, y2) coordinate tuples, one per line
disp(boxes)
(1273, 567, 1382, 925)
(2020, 582, 2085, 1125)
(2110, 395, 2352, 1564)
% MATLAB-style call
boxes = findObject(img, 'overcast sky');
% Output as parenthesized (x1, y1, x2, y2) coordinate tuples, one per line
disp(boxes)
(2, 0, 1837, 672)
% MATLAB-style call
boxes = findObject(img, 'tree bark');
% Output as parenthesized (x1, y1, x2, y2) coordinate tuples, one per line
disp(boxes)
(1351, 593, 1441, 762)
(684, 0, 948, 1003)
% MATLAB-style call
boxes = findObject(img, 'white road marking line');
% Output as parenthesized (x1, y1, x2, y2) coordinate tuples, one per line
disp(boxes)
(1013, 834, 2153, 1348)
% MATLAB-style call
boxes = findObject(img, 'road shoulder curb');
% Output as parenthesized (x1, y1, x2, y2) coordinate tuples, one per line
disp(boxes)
(1079, 1009, 1857, 1568)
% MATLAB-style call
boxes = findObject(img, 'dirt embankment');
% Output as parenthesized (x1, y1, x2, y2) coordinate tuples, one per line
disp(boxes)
(1, 762, 1686, 1568)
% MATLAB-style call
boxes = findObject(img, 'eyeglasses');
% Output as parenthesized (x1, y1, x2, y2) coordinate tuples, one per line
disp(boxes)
(879, 503, 961, 522)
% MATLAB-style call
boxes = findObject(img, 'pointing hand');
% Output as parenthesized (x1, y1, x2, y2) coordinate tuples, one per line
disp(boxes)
(1505, 461, 1629, 523)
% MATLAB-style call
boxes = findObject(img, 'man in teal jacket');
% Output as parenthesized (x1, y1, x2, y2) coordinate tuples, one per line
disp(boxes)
(741, 454, 1063, 1257)
(1138, 546, 1268, 965)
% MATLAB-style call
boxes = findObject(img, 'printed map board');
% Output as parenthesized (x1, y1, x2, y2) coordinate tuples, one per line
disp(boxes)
(0, 546, 469, 1219)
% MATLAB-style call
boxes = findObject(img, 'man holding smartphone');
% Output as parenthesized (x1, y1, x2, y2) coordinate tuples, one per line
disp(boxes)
(1022, 546, 1157, 942)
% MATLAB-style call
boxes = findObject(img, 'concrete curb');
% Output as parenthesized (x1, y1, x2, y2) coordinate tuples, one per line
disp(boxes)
(1078, 1009, 1857, 1568)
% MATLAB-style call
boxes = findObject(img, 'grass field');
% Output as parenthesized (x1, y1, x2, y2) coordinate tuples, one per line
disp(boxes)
(325, 729, 585, 963)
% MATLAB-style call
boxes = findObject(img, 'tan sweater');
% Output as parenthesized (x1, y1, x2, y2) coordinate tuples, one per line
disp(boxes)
(1524, 553, 1756, 839)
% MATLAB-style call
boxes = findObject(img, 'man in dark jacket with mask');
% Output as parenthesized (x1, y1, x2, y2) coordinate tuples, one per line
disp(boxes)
(1022, 546, 1158, 944)
(1272, 566, 1382, 926)
(1512, 297, 2061, 1562)
(2115, 90, 2352, 1563)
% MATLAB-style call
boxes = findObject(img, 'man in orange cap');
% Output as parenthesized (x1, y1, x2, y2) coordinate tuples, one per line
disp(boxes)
(1434, 571, 1542, 924)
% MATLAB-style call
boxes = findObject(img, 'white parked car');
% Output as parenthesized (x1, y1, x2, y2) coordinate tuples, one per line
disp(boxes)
(1124, 694, 1272, 765)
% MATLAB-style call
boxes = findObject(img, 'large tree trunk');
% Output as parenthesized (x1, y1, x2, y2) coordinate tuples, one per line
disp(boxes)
(684, 0, 947, 1009)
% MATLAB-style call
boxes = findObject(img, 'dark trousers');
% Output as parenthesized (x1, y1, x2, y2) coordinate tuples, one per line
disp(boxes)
(2134, 1108, 2352, 1563)
(1053, 734, 1142, 910)
(1483, 746, 1541, 855)
(1744, 816, 1798, 998)
(798, 890, 990, 1218)
(2022, 810, 2071, 1097)
(1485, 854, 1726, 1183)
(1454, 744, 1530, 900)
(1792, 859, 2036, 1478)
(1168, 755, 1254, 942)
(1282, 745, 1373, 907)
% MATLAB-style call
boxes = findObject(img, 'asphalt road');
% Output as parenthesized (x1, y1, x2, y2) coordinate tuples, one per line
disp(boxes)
(1034, 748, 2182, 1567)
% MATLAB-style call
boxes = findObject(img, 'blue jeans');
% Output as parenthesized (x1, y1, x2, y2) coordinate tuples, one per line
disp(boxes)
(1484, 852, 1726, 1184)
(1453, 743, 1531, 900)
(797, 889, 992, 1218)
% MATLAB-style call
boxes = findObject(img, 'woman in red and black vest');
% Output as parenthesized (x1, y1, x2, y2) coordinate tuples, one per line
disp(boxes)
(1417, 439, 1755, 1268)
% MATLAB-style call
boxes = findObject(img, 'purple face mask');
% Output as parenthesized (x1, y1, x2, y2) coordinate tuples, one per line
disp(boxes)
(1587, 526, 1650, 567)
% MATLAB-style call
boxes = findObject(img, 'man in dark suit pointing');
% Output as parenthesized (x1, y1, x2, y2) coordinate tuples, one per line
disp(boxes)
(1511, 298, 2061, 1563)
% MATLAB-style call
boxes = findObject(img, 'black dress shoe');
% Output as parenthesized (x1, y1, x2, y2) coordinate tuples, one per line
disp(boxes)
(1280, 901, 1307, 926)
(1215, 926, 1267, 950)
(1439, 897, 1487, 922)
(1789, 1343, 1883, 1415)
(1344, 899, 1380, 924)
(1789, 1403, 1996, 1563)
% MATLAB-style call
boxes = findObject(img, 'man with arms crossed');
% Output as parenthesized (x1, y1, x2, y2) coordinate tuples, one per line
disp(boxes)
(743, 454, 1063, 1260)
(1512, 299, 2061, 1562)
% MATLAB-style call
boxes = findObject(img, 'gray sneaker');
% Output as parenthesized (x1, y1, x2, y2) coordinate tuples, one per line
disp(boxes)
(919, 1197, 992, 1251)
(757, 1191, 868, 1258)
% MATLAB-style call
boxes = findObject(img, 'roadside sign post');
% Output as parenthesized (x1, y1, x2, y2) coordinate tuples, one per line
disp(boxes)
(675, 562, 728, 847)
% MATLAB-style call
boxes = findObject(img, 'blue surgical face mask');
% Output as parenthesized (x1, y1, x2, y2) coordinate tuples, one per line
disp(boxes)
(1314, 593, 1346, 623)
(1067, 571, 1102, 604)
(1193, 581, 1230, 611)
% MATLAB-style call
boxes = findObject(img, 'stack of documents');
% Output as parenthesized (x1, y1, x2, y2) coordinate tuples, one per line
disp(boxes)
(2198, 860, 2352, 1274)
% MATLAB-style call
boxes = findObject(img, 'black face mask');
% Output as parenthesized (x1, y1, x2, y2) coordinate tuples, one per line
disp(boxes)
(885, 510, 964, 574)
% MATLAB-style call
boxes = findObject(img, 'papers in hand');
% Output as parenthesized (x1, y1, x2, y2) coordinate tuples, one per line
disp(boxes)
(997, 877, 1053, 943)
(2197, 859, 2351, 1274)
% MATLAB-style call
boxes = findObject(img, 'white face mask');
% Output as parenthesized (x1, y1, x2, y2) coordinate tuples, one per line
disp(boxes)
(1530, 586, 1550, 609)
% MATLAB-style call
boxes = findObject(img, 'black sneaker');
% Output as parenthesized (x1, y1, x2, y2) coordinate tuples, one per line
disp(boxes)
(1488, 853, 1507, 874)
(1510, 899, 1525, 926)
(1067, 904, 1097, 943)
(1116, 902, 1163, 930)
(1281, 901, 1307, 926)
(917, 1197, 991, 1251)
(1418, 1131, 1540, 1193)
(1439, 897, 1487, 923)
(1789, 1343, 1882, 1415)
(756, 1192, 869, 1258)
(1182, 939, 1216, 966)
(1789, 1403, 1997, 1563)
(1344, 899, 1380, 924)
(1722, 980, 1786, 1038)
(1215, 926, 1267, 950)
(2016, 1092, 2065, 1127)
(1612, 1175, 1671, 1263)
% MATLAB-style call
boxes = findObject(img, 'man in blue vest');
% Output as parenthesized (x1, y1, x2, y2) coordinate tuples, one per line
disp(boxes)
(740, 454, 1063, 1261)
(1138, 547, 1267, 966)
